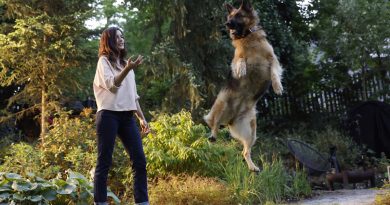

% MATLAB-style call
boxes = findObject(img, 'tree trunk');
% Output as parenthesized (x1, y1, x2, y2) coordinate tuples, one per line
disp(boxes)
(41, 88, 47, 140)
(40, 35, 48, 142)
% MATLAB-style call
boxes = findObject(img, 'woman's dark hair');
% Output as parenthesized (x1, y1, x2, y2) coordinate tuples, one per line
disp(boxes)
(98, 27, 127, 68)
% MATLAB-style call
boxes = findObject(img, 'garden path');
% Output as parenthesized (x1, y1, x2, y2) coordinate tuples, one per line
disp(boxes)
(289, 189, 388, 205)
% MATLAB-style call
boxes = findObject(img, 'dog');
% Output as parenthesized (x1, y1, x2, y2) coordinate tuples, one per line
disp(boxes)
(204, 0, 283, 172)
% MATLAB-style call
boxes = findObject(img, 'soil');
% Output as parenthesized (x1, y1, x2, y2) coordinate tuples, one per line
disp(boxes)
(288, 189, 389, 205)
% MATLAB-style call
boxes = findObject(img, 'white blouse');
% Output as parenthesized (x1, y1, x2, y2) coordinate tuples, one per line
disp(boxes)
(93, 56, 139, 112)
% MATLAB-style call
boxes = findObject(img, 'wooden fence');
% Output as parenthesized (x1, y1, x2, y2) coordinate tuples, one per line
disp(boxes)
(257, 72, 390, 120)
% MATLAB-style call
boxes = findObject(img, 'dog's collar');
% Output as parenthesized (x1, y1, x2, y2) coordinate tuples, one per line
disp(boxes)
(237, 25, 262, 39)
(248, 25, 262, 33)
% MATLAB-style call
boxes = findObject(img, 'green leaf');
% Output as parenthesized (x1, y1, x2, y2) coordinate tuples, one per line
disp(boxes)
(12, 193, 24, 201)
(41, 189, 57, 201)
(66, 178, 79, 186)
(4, 174, 22, 181)
(78, 189, 91, 201)
(39, 182, 54, 188)
(28, 195, 43, 202)
(0, 192, 11, 199)
(30, 183, 38, 190)
(36, 177, 46, 182)
(11, 181, 34, 192)
(67, 170, 87, 181)
(107, 191, 121, 204)
(51, 179, 66, 187)
(56, 184, 76, 195)
(0, 183, 12, 192)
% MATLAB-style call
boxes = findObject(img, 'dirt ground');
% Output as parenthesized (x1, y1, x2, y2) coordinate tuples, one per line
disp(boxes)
(289, 189, 389, 205)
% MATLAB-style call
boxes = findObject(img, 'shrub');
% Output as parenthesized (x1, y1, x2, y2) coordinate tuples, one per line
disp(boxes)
(374, 190, 390, 205)
(0, 143, 42, 176)
(309, 126, 361, 170)
(42, 109, 137, 198)
(281, 125, 361, 170)
(1, 109, 135, 201)
(143, 110, 237, 178)
(40, 110, 97, 178)
(0, 120, 22, 159)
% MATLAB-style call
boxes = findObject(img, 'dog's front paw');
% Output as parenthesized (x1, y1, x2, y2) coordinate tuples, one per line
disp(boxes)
(272, 80, 283, 95)
(237, 58, 246, 78)
(232, 58, 246, 78)
(250, 166, 261, 173)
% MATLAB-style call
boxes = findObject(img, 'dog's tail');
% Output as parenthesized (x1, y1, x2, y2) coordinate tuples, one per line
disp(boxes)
(270, 54, 283, 95)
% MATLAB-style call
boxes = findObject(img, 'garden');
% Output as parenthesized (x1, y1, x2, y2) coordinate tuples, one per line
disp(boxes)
(0, 0, 389, 204)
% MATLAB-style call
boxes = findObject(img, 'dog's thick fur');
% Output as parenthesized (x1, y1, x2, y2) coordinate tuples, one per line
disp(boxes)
(204, 0, 283, 172)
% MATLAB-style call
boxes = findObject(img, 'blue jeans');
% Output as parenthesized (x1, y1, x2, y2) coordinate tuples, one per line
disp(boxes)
(94, 110, 149, 204)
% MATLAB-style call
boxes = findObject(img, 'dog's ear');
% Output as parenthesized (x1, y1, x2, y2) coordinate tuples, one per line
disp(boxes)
(240, 0, 253, 11)
(225, 3, 235, 14)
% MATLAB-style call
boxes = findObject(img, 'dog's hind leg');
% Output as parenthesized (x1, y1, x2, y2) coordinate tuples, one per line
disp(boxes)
(244, 116, 260, 172)
(204, 98, 227, 142)
(229, 110, 259, 172)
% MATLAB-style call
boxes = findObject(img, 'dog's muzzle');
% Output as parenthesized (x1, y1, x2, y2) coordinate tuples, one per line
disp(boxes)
(225, 21, 244, 38)
(225, 21, 234, 29)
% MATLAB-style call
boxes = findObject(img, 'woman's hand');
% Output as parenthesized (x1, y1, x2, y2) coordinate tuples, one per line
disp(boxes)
(126, 55, 144, 70)
(140, 119, 150, 135)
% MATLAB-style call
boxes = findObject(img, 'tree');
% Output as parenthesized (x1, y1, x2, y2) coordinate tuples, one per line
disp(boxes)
(251, 0, 315, 119)
(123, 0, 231, 119)
(0, 0, 94, 140)
(309, 0, 390, 102)
(121, 0, 313, 121)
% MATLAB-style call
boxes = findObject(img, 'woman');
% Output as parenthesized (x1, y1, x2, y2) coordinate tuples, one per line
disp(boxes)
(93, 26, 150, 205)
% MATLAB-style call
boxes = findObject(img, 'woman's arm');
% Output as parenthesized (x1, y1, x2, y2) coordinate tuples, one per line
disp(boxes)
(135, 100, 150, 134)
(114, 55, 143, 87)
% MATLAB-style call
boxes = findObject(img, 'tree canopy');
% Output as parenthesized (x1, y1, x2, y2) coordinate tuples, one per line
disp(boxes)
(0, 0, 95, 137)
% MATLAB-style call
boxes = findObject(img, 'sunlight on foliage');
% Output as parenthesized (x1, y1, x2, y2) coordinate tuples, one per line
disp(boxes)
(143, 110, 237, 178)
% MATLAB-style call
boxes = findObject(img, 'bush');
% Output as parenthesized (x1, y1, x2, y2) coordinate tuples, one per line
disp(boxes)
(375, 190, 390, 205)
(281, 125, 361, 170)
(309, 126, 361, 170)
(40, 109, 97, 178)
(143, 110, 237, 178)
(0, 109, 135, 201)
(42, 109, 136, 199)
(0, 120, 22, 159)
(0, 143, 42, 177)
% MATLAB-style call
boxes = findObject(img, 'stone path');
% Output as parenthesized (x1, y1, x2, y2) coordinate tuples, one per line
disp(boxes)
(289, 189, 388, 205)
